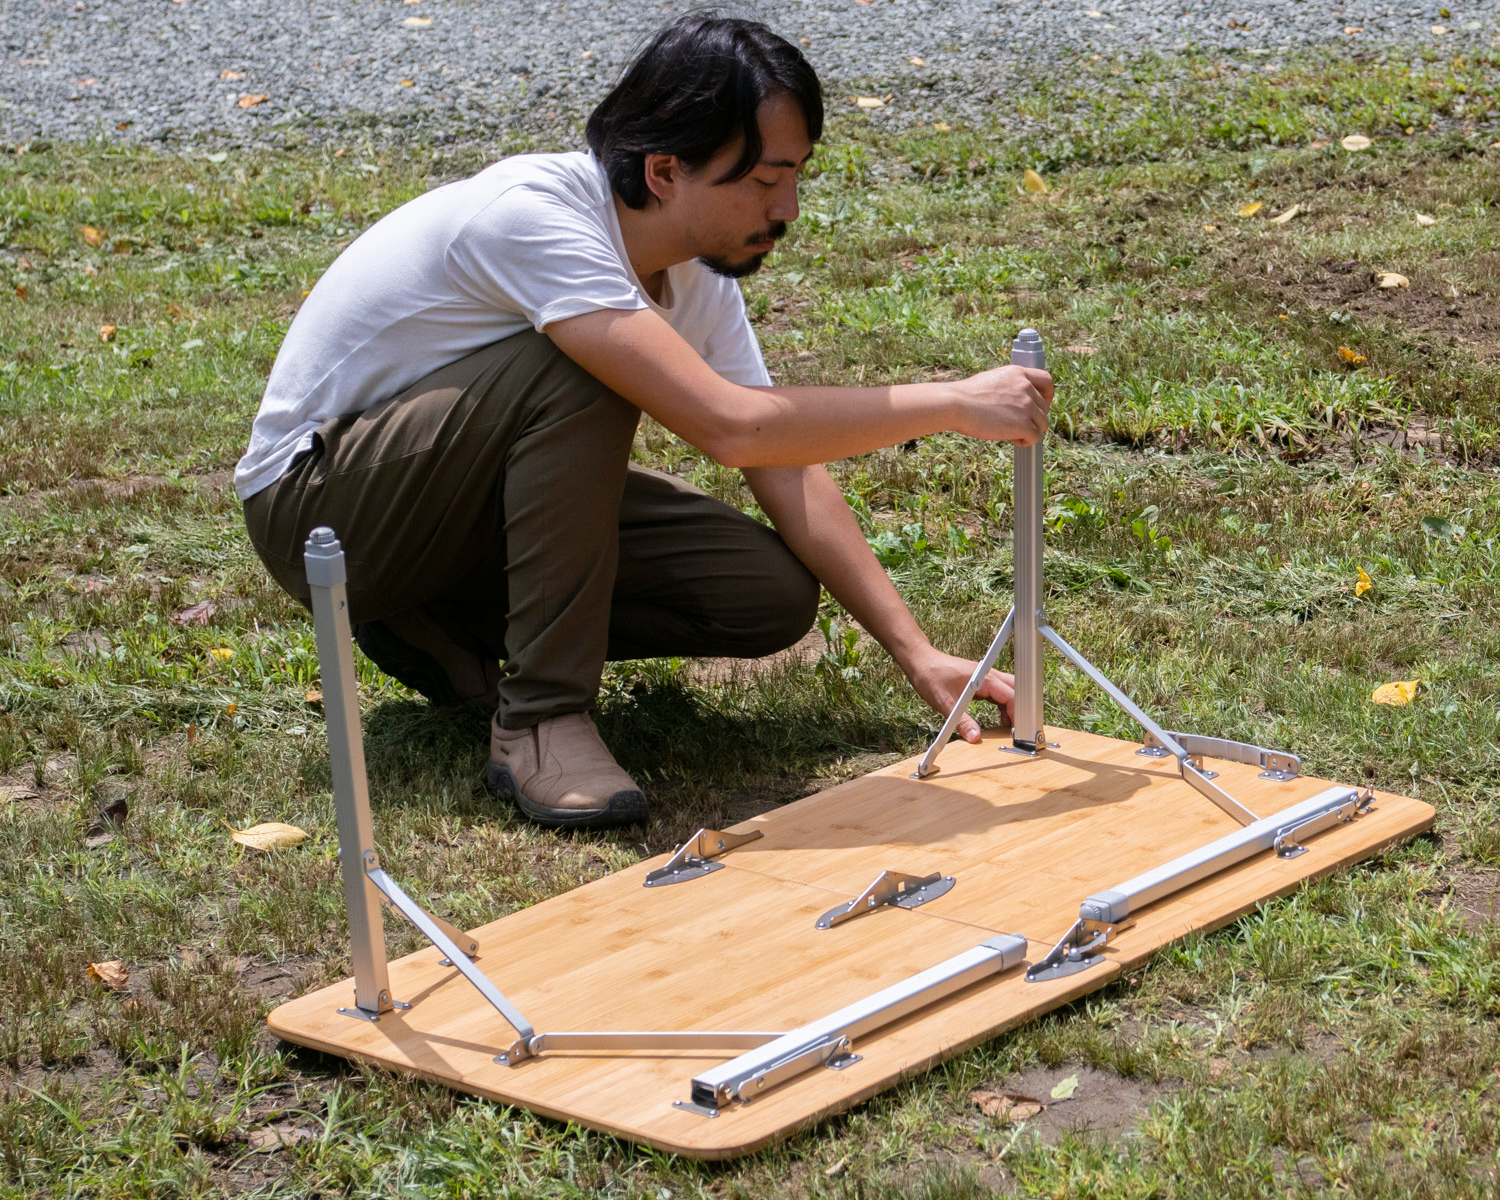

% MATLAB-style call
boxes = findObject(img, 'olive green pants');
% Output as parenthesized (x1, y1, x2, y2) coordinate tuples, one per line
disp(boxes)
(242, 330, 819, 728)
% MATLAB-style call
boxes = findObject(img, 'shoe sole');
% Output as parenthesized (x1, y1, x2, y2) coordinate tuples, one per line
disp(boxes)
(483, 760, 648, 831)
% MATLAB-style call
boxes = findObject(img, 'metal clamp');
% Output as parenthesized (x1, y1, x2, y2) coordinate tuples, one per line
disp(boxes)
(643, 827, 764, 887)
(1024, 917, 1130, 983)
(815, 870, 956, 929)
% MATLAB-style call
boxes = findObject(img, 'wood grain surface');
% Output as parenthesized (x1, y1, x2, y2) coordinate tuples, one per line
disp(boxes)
(268, 727, 1434, 1158)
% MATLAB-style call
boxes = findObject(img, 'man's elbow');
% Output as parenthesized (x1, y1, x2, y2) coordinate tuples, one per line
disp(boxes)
(692, 410, 769, 469)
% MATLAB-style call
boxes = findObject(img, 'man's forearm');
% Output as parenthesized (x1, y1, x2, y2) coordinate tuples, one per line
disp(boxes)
(545, 307, 1050, 468)
(743, 464, 932, 674)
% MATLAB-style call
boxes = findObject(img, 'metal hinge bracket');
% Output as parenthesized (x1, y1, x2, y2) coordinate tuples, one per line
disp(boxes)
(815, 870, 956, 930)
(643, 827, 764, 887)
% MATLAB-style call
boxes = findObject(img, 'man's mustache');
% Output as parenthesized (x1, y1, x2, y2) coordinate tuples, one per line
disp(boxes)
(747, 222, 788, 247)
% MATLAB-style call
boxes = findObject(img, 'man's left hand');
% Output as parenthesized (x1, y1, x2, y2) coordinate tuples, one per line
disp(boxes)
(906, 648, 1016, 744)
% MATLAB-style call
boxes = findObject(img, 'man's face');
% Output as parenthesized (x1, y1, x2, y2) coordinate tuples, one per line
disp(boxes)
(673, 92, 813, 279)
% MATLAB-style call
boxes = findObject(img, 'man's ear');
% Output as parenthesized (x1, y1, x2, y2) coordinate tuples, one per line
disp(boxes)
(642, 153, 679, 207)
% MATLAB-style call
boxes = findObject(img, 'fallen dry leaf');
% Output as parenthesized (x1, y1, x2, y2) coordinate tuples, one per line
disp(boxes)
(1376, 272, 1409, 289)
(1356, 566, 1373, 597)
(231, 821, 309, 852)
(1343, 24, 1363, 34)
(403, 15, 432, 25)
(238, 93, 268, 109)
(14, 285, 28, 300)
(304, 689, 323, 705)
(1309, 139, 1330, 149)
(80, 225, 104, 247)
(1340, 134, 1372, 151)
(1372, 680, 1421, 706)
(854, 96, 884, 109)
(225, 702, 238, 716)
(1268, 203, 1301, 224)
(83, 833, 115, 849)
(98, 323, 116, 343)
(971, 1089, 1044, 1121)
(1338, 346, 1367, 364)
(1430, 24, 1448, 34)
(932, 121, 951, 131)
(220, 69, 245, 80)
(1063, 344, 1097, 355)
(908, 56, 924, 65)
(1237, 201, 1263, 217)
(0, 782, 41, 802)
(246, 1123, 316, 1153)
(1023, 168, 1048, 194)
(1050, 1073, 1080, 1101)
(187, 721, 198, 744)
(1415, 213, 1436, 226)
(824, 1156, 849, 1178)
(88, 960, 129, 990)
(172, 600, 216, 626)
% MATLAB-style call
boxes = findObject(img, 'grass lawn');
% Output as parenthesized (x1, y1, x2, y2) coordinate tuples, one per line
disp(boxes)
(2, 44, 1500, 1198)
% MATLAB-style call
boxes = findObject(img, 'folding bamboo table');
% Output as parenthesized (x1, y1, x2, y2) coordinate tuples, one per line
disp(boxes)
(268, 331, 1434, 1159)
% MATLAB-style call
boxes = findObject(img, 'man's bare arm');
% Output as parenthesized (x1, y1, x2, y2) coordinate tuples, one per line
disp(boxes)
(545, 307, 1051, 468)
(744, 464, 1015, 741)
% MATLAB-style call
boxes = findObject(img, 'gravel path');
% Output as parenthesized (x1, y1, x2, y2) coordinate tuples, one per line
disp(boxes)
(1, 0, 1494, 146)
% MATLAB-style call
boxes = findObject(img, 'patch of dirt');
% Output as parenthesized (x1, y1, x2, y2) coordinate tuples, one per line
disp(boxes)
(1433, 868, 1500, 934)
(1270, 255, 1500, 361)
(0, 469, 233, 513)
(682, 627, 825, 687)
(972, 1064, 1169, 1144)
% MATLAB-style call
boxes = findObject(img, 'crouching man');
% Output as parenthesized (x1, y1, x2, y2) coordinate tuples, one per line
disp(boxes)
(237, 14, 1052, 829)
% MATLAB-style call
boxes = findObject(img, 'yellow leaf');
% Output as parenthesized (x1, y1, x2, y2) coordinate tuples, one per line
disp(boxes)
(908, 56, 925, 65)
(399, 79, 414, 87)
(932, 121, 951, 131)
(231, 821, 309, 851)
(304, 689, 323, 705)
(1372, 680, 1421, 706)
(1343, 24, 1362, 34)
(1415, 213, 1436, 226)
(854, 96, 884, 109)
(98, 323, 116, 343)
(1376, 272, 1409, 289)
(1237, 201, 1263, 217)
(1023, 168, 1048, 194)
(88, 959, 129, 990)
(80, 225, 104, 247)
(1340, 134, 1372, 151)
(403, 15, 432, 25)
(1268, 203, 1301, 224)
(219, 69, 245, 80)
(225, 702, 238, 716)
(238, 93, 268, 109)
(1338, 346, 1367, 364)
(1355, 566, 1373, 597)
(208, 647, 235, 662)
(1202, 223, 1217, 231)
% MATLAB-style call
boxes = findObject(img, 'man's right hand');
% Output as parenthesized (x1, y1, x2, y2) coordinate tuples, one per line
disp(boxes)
(955, 365, 1054, 446)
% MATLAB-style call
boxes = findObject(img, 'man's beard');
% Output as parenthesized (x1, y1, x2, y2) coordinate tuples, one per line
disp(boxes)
(698, 223, 787, 279)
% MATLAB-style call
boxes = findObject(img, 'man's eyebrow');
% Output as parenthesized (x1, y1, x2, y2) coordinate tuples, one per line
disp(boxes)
(758, 150, 815, 169)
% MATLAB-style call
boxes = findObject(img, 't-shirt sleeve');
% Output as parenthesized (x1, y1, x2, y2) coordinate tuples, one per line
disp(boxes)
(443, 185, 649, 331)
(699, 281, 773, 387)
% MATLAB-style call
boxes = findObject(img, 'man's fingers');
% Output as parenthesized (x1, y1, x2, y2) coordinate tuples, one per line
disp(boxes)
(958, 714, 982, 743)
(1021, 367, 1055, 406)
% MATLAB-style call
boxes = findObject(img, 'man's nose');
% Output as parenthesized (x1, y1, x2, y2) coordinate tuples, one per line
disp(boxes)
(769, 178, 799, 224)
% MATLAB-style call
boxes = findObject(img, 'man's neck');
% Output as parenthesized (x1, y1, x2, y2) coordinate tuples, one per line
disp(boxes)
(612, 193, 688, 305)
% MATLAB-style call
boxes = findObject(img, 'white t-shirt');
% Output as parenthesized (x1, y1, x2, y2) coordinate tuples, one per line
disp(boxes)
(234, 151, 771, 500)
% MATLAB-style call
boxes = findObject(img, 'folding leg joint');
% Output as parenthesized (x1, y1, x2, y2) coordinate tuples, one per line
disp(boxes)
(644, 828, 764, 887)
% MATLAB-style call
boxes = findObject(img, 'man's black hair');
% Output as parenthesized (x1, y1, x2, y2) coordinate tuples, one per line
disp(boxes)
(586, 13, 823, 210)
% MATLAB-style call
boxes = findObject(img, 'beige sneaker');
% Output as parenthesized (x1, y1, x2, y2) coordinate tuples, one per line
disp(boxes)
(484, 712, 647, 829)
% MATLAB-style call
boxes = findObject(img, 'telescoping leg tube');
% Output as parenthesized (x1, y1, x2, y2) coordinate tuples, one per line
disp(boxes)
(682, 934, 1028, 1116)
(306, 529, 396, 1019)
(306, 528, 533, 1038)
(1026, 786, 1374, 982)
(1009, 329, 1047, 753)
